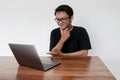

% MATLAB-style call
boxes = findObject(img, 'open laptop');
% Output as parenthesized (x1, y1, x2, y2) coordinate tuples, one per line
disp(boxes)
(8, 43, 61, 71)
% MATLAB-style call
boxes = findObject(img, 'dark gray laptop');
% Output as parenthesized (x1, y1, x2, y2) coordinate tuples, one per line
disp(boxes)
(8, 43, 61, 71)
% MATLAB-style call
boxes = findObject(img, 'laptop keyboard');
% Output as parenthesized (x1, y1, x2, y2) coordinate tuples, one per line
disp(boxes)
(43, 63, 54, 68)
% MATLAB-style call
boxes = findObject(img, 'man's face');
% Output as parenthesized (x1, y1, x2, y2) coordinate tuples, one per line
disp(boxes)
(55, 11, 72, 30)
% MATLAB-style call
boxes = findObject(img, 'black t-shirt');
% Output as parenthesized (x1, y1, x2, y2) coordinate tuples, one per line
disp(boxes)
(49, 26, 91, 53)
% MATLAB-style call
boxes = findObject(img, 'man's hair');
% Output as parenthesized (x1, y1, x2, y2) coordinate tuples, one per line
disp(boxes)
(54, 5, 74, 17)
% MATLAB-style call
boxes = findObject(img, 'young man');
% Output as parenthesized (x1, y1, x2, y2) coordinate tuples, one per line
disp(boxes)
(49, 5, 91, 57)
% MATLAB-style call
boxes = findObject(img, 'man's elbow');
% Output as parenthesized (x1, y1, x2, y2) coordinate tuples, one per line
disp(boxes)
(81, 50, 88, 56)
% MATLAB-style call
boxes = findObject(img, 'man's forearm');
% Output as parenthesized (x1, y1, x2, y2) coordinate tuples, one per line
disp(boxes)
(62, 50, 88, 57)
(51, 39, 65, 52)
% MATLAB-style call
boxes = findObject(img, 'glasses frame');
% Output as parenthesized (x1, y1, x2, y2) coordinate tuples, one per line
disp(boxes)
(55, 17, 70, 23)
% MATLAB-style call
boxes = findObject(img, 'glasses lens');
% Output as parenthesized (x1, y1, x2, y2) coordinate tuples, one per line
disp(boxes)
(55, 17, 69, 23)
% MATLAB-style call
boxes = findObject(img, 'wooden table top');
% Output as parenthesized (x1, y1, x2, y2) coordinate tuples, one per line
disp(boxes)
(0, 56, 116, 80)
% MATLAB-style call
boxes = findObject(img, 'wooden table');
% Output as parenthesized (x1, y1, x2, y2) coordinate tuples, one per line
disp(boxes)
(0, 56, 116, 80)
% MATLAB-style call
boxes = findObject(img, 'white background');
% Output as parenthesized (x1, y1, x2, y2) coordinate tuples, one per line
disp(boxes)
(0, 0, 120, 79)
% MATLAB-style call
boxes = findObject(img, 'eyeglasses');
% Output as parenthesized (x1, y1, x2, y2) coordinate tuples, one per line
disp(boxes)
(55, 17, 70, 23)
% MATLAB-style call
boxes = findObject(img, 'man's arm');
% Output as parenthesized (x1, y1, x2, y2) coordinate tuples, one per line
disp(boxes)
(63, 50, 88, 57)
(49, 49, 88, 57)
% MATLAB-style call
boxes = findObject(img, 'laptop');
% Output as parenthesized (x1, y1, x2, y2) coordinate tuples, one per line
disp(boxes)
(8, 43, 61, 71)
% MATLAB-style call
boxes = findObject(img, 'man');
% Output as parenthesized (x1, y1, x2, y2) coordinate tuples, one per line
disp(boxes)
(49, 5, 91, 57)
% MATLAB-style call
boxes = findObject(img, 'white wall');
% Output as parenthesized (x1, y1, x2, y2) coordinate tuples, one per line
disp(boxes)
(0, 0, 120, 79)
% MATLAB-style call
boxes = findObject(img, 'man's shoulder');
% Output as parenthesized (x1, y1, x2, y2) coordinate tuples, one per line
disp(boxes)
(51, 28, 60, 33)
(73, 26, 86, 31)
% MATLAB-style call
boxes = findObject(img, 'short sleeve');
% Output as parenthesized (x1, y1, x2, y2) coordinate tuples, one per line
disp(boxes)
(49, 29, 60, 51)
(78, 27, 91, 50)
